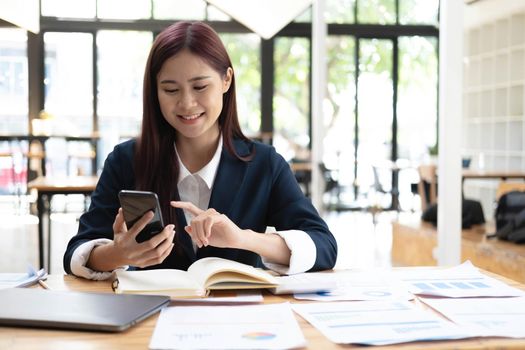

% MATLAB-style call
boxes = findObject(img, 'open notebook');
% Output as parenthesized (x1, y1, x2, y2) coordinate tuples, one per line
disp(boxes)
(0, 288, 170, 332)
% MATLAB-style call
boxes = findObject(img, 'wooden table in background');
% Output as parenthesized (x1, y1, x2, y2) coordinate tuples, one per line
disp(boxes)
(27, 176, 98, 271)
(462, 169, 525, 181)
(461, 169, 525, 196)
(2, 271, 525, 349)
(0, 134, 100, 177)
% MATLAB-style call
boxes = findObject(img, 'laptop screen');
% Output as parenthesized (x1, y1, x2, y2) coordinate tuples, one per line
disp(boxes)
(0, 288, 170, 332)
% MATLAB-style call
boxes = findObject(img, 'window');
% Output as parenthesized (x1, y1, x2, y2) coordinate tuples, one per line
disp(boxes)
(153, 0, 206, 20)
(397, 36, 438, 160)
(0, 29, 29, 193)
(97, 30, 152, 164)
(41, 0, 96, 18)
(325, 0, 355, 24)
(356, 39, 394, 194)
(324, 36, 356, 189)
(97, 0, 152, 19)
(220, 33, 261, 137)
(44, 32, 93, 136)
(399, 0, 440, 25)
(357, 0, 396, 24)
(274, 37, 310, 161)
(0, 28, 28, 134)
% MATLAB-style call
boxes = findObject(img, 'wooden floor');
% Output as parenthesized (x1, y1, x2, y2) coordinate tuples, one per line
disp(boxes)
(0, 195, 395, 273)
(392, 213, 525, 283)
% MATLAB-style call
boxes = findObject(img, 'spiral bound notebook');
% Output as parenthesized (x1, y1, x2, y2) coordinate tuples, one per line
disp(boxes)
(0, 288, 170, 332)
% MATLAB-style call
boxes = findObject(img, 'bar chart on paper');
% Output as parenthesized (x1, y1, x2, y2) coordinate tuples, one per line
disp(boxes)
(292, 300, 471, 346)
(394, 261, 525, 298)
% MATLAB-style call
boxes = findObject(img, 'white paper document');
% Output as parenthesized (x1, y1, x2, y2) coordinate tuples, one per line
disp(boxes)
(0, 266, 47, 289)
(393, 261, 525, 298)
(149, 302, 306, 349)
(269, 272, 338, 294)
(292, 270, 413, 301)
(173, 291, 263, 303)
(422, 296, 525, 338)
(292, 300, 472, 346)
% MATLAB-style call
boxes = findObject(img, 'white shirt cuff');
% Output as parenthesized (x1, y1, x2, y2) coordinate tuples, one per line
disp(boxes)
(262, 229, 316, 275)
(70, 239, 128, 280)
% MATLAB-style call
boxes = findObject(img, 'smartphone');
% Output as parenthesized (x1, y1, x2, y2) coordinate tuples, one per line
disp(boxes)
(118, 190, 165, 243)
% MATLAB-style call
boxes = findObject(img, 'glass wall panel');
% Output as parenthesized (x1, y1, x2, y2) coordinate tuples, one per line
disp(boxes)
(97, 30, 152, 165)
(397, 36, 438, 209)
(357, 39, 393, 205)
(273, 37, 310, 161)
(324, 36, 356, 195)
(97, 0, 151, 19)
(399, 0, 439, 25)
(0, 29, 28, 194)
(153, 0, 206, 20)
(397, 36, 438, 160)
(44, 32, 93, 136)
(325, 0, 355, 24)
(294, 7, 312, 23)
(219, 33, 261, 137)
(0, 29, 28, 134)
(357, 0, 396, 24)
(41, 0, 96, 18)
(44, 32, 94, 176)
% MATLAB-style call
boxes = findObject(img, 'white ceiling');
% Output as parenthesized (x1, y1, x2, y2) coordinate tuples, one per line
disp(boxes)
(205, 0, 312, 39)
(0, 0, 40, 33)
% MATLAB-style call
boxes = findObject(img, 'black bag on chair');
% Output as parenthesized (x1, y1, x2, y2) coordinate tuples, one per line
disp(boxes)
(422, 198, 485, 229)
(488, 191, 525, 243)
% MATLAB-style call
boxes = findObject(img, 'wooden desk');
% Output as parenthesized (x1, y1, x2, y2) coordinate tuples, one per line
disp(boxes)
(461, 170, 525, 197)
(27, 176, 98, 271)
(462, 169, 525, 181)
(2, 273, 525, 349)
(462, 170, 525, 180)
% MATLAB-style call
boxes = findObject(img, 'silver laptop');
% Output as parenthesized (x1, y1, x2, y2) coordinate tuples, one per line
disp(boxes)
(0, 288, 170, 332)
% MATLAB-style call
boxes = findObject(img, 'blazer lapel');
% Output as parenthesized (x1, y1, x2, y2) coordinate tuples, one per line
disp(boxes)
(208, 139, 250, 216)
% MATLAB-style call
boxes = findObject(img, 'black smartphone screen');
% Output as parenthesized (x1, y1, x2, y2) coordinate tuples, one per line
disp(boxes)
(118, 190, 165, 243)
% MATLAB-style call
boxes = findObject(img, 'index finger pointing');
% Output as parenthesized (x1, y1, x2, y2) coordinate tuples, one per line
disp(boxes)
(170, 201, 203, 216)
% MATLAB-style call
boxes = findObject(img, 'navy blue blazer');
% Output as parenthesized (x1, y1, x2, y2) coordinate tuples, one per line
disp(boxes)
(63, 138, 337, 274)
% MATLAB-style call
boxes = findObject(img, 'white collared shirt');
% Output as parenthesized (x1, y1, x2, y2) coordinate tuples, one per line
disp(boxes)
(70, 136, 316, 280)
(176, 136, 222, 229)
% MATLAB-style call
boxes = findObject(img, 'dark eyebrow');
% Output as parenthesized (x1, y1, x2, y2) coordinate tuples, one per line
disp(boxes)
(159, 76, 211, 84)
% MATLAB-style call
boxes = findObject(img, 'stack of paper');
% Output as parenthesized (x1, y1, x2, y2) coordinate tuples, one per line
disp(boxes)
(292, 261, 525, 345)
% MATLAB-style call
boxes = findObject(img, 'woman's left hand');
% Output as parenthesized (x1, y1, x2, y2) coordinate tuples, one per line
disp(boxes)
(170, 201, 244, 249)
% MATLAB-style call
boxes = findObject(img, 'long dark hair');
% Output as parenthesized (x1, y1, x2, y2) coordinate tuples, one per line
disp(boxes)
(135, 21, 250, 233)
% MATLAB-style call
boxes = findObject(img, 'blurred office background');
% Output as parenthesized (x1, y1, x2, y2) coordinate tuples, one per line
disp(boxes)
(0, 0, 524, 274)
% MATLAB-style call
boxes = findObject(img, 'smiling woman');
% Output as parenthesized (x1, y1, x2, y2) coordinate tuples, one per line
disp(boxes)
(63, 21, 338, 281)
(156, 50, 232, 150)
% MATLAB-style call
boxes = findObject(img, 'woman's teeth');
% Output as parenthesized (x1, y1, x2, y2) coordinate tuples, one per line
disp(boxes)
(180, 113, 201, 120)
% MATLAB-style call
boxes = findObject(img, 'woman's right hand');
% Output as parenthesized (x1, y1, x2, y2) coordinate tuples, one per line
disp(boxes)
(110, 208, 175, 268)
